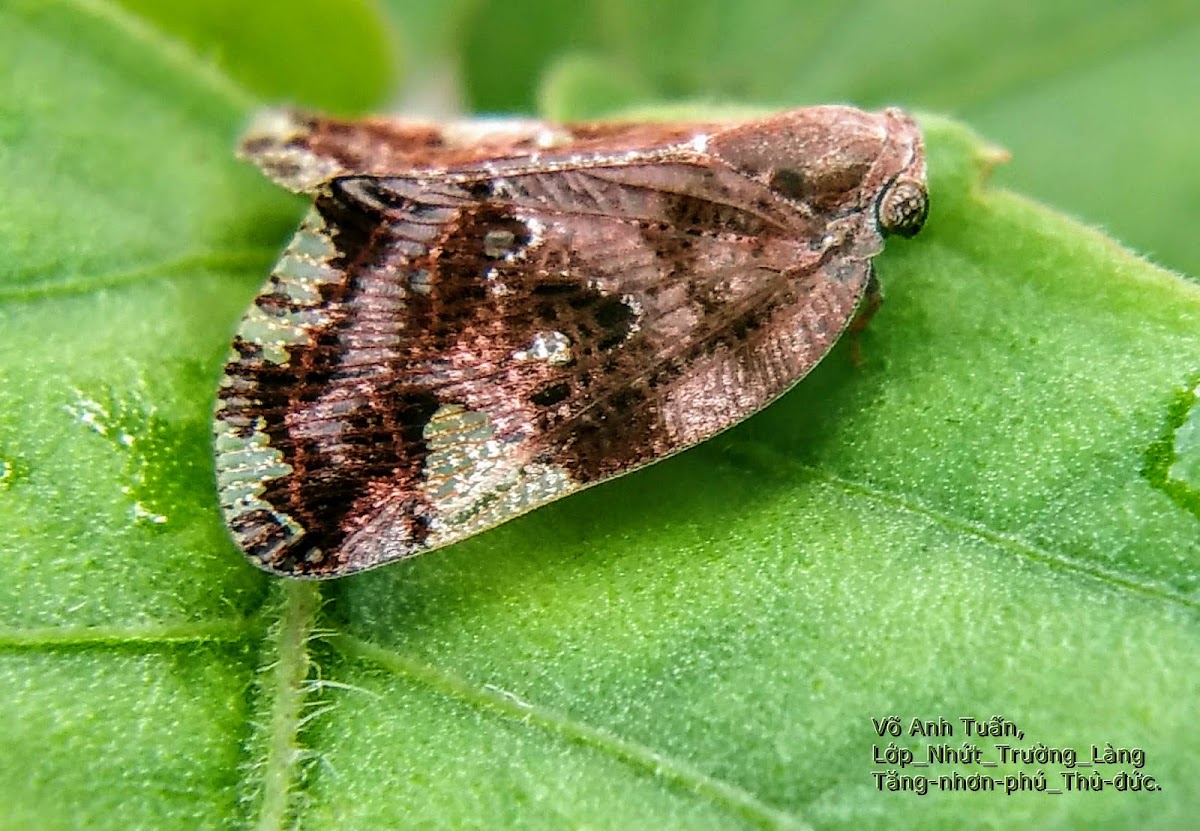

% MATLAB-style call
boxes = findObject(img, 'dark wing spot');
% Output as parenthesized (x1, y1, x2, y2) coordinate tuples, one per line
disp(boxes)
(530, 381, 571, 408)
(319, 180, 391, 268)
(769, 167, 807, 200)
(232, 337, 263, 360)
(771, 161, 871, 210)
(533, 281, 582, 296)
(593, 296, 637, 350)
(466, 180, 493, 199)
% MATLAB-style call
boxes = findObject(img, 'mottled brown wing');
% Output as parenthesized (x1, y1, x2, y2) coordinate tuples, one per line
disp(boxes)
(238, 108, 735, 194)
(215, 107, 925, 577)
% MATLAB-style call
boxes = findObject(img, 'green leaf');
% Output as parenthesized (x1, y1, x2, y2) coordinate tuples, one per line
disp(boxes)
(3, 2, 1199, 830)
(1170, 385, 1200, 493)
(112, 0, 401, 114)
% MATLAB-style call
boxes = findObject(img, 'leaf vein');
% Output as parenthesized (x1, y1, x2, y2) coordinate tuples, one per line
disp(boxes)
(0, 248, 278, 304)
(59, 0, 258, 109)
(805, 465, 1200, 611)
(252, 582, 322, 831)
(335, 633, 811, 831)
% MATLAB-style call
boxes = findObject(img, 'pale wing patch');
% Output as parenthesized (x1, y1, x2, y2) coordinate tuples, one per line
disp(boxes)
(239, 109, 345, 193)
(212, 417, 306, 563)
(213, 206, 345, 561)
(419, 403, 577, 546)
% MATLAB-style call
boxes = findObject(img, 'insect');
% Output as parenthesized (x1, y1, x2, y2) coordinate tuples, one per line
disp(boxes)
(213, 105, 928, 577)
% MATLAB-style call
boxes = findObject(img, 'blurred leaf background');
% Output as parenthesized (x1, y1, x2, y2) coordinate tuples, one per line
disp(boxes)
(468, 0, 1200, 279)
(123, 0, 1200, 277)
(1, 1, 1198, 829)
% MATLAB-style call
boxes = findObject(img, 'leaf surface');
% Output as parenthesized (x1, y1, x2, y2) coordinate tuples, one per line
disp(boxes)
(2, 2, 1198, 829)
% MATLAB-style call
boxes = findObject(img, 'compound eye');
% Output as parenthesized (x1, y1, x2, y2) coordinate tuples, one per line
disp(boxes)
(877, 179, 928, 237)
